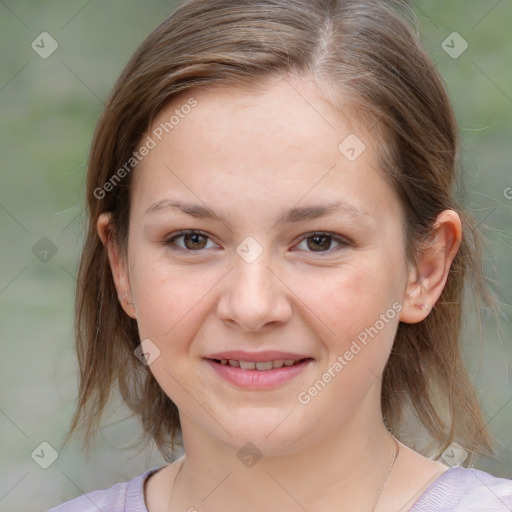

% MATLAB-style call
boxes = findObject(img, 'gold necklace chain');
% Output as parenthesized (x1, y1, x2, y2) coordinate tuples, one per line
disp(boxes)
(371, 436, 400, 512)
(167, 436, 400, 512)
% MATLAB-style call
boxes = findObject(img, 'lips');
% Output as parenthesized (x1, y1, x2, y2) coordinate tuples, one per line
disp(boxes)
(205, 359, 312, 389)
(218, 358, 302, 370)
(204, 350, 314, 389)
(205, 350, 311, 363)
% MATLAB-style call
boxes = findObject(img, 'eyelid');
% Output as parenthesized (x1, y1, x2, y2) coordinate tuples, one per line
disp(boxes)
(163, 229, 353, 256)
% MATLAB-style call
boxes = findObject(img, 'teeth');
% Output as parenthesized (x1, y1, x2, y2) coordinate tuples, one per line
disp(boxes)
(255, 361, 273, 371)
(219, 358, 303, 370)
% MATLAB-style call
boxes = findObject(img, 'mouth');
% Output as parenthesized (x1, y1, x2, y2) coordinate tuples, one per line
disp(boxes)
(210, 357, 311, 371)
(204, 353, 314, 389)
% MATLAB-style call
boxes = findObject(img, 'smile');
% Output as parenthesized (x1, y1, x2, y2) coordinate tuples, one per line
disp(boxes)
(216, 359, 303, 370)
(206, 357, 314, 389)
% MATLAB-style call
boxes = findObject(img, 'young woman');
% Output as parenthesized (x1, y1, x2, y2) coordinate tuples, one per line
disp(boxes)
(49, 0, 512, 510)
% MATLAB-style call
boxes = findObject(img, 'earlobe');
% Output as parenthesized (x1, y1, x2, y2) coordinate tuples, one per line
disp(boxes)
(400, 278, 432, 323)
(399, 210, 462, 324)
(97, 212, 137, 319)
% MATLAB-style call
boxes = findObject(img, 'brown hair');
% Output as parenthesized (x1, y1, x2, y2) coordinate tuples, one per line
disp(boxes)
(63, 0, 494, 464)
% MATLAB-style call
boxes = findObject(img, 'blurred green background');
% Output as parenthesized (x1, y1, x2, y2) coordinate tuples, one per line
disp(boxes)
(0, 1, 511, 510)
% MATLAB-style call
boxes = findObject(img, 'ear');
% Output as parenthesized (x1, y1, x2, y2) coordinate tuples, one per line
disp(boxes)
(400, 209, 462, 323)
(97, 212, 137, 319)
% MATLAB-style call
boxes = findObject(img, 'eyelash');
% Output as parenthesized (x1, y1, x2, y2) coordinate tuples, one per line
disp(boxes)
(162, 230, 352, 256)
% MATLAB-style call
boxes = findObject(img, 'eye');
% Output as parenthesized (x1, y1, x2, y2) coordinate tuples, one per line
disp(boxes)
(294, 232, 350, 255)
(163, 230, 219, 252)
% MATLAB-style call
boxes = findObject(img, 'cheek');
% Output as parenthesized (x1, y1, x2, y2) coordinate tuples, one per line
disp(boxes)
(128, 259, 220, 413)
(131, 258, 214, 342)
(300, 255, 404, 343)
(293, 263, 403, 425)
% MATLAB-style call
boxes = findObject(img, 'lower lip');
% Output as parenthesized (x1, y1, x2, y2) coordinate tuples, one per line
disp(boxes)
(205, 359, 313, 390)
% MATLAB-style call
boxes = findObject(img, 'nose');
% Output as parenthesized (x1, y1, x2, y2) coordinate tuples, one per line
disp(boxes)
(217, 253, 292, 333)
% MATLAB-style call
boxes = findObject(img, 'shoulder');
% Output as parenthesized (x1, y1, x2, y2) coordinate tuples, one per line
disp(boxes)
(46, 468, 162, 512)
(411, 467, 512, 512)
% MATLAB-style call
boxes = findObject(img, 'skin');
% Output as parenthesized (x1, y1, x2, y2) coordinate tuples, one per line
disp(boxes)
(98, 75, 461, 512)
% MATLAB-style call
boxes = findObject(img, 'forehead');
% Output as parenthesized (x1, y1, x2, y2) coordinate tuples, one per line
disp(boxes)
(165, 77, 355, 156)
(130, 76, 400, 225)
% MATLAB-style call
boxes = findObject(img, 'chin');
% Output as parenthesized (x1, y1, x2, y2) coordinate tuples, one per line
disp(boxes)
(210, 407, 316, 456)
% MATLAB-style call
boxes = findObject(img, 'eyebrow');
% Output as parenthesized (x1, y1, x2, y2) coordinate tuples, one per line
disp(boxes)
(144, 199, 373, 226)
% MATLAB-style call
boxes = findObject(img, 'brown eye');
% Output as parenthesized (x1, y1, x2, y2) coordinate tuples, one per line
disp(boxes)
(295, 232, 350, 255)
(164, 230, 216, 252)
(307, 234, 332, 252)
(182, 233, 208, 250)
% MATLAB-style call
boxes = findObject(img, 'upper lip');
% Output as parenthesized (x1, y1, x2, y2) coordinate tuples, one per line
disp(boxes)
(205, 350, 312, 362)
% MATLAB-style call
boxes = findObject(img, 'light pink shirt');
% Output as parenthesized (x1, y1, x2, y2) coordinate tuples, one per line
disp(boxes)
(47, 466, 512, 511)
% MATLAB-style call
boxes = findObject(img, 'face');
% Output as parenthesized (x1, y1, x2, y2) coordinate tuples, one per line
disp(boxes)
(106, 76, 415, 455)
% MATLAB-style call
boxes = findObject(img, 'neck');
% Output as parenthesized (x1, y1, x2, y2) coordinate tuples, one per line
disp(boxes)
(171, 408, 397, 511)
